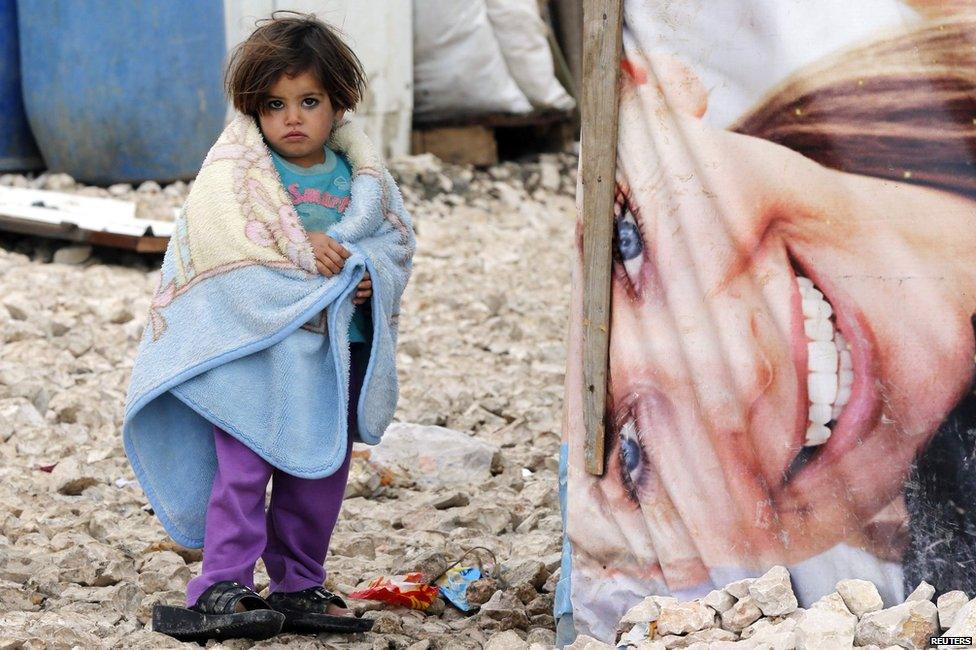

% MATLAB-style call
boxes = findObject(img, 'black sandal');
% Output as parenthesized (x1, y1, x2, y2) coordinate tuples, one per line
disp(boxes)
(266, 586, 374, 634)
(152, 580, 285, 643)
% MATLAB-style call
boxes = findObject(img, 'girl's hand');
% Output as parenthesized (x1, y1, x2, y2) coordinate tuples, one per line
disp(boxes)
(353, 271, 372, 305)
(307, 232, 350, 277)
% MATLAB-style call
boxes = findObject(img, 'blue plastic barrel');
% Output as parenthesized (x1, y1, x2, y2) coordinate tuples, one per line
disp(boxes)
(0, 0, 42, 172)
(17, 1, 226, 184)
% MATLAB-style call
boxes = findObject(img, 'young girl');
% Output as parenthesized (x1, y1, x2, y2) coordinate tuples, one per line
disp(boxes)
(125, 12, 414, 642)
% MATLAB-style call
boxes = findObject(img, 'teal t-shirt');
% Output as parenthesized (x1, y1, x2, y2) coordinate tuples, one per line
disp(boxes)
(270, 146, 370, 344)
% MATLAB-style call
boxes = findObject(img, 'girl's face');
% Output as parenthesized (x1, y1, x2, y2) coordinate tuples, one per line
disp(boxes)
(570, 54, 976, 590)
(257, 70, 344, 167)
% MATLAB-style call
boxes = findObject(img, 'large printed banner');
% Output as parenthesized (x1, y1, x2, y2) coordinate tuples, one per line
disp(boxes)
(565, 1, 976, 640)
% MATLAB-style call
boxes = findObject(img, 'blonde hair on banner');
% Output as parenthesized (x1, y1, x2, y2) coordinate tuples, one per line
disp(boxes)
(732, 14, 976, 199)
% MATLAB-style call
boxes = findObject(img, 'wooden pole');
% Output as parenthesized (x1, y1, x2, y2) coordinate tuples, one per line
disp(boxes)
(580, 0, 623, 475)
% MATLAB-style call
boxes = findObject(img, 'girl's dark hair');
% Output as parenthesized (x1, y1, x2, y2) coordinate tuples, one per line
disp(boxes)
(225, 11, 367, 117)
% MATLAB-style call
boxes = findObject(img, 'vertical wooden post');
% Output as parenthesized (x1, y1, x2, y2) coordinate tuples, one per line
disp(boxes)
(580, 0, 623, 476)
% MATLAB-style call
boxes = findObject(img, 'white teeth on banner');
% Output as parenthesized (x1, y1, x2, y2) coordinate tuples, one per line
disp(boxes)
(807, 341, 838, 374)
(798, 275, 853, 447)
(805, 423, 831, 446)
(809, 403, 832, 426)
(805, 318, 833, 342)
(808, 372, 838, 404)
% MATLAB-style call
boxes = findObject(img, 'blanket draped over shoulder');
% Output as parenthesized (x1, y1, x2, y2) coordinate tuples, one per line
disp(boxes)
(122, 114, 415, 548)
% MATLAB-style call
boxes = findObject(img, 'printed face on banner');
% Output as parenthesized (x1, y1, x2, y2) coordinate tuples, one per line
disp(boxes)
(567, 0, 976, 638)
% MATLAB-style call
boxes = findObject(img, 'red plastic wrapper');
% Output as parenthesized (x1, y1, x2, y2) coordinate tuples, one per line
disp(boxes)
(347, 572, 440, 610)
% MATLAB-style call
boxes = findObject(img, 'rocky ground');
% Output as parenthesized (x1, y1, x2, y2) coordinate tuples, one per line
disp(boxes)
(0, 151, 578, 649)
(577, 565, 976, 650)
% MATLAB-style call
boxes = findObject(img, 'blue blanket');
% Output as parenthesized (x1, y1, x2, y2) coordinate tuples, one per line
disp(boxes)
(122, 115, 415, 548)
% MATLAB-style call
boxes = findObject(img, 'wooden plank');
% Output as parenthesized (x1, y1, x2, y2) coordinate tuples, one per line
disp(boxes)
(88, 231, 169, 253)
(580, 0, 623, 475)
(411, 125, 498, 167)
(413, 108, 572, 130)
(0, 186, 135, 221)
(0, 186, 174, 255)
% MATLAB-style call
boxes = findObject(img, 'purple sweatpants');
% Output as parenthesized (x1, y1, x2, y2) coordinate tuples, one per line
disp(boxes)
(185, 343, 367, 607)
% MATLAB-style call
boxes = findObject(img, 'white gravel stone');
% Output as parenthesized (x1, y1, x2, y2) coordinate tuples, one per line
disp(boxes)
(485, 629, 528, 649)
(539, 158, 561, 192)
(41, 172, 76, 191)
(52, 245, 92, 265)
(107, 183, 132, 197)
(836, 578, 884, 617)
(2, 294, 32, 320)
(368, 422, 500, 487)
(726, 577, 756, 600)
(944, 598, 976, 640)
(702, 588, 737, 614)
(749, 617, 799, 650)
(905, 580, 936, 603)
(50, 457, 99, 496)
(810, 591, 856, 622)
(677, 627, 738, 646)
(937, 590, 969, 629)
(656, 599, 718, 636)
(621, 596, 664, 625)
(566, 635, 614, 650)
(0, 399, 46, 442)
(721, 595, 763, 633)
(795, 607, 856, 649)
(749, 565, 798, 617)
(855, 599, 939, 650)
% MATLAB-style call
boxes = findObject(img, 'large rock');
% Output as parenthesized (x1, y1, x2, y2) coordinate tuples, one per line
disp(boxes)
(54, 538, 134, 588)
(905, 581, 935, 603)
(836, 579, 883, 618)
(855, 599, 939, 650)
(566, 635, 615, 650)
(620, 596, 665, 625)
(944, 598, 976, 639)
(810, 591, 856, 622)
(749, 565, 798, 617)
(368, 423, 500, 487)
(485, 629, 527, 650)
(702, 588, 736, 613)
(0, 399, 46, 442)
(500, 559, 548, 591)
(2, 294, 32, 320)
(343, 456, 384, 499)
(526, 628, 556, 647)
(657, 600, 717, 636)
(467, 577, 501, 606)
(50, 457, 99, 495)
(937, 591, 970, 630)
(748, 618, 799, 650)
(137, 551, 190, 594)
(676, 627, 738, 646)
(795, 608, 856, 649)
(720, 595, 763, 632)
(725, 578, 756, 600)
(393, 549, 449, 581)
(0, 611, 102, 648)
(479, 590, 530, 630)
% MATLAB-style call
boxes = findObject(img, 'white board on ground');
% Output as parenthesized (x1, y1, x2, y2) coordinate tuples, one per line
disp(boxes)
(0, 186, 173, 238)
